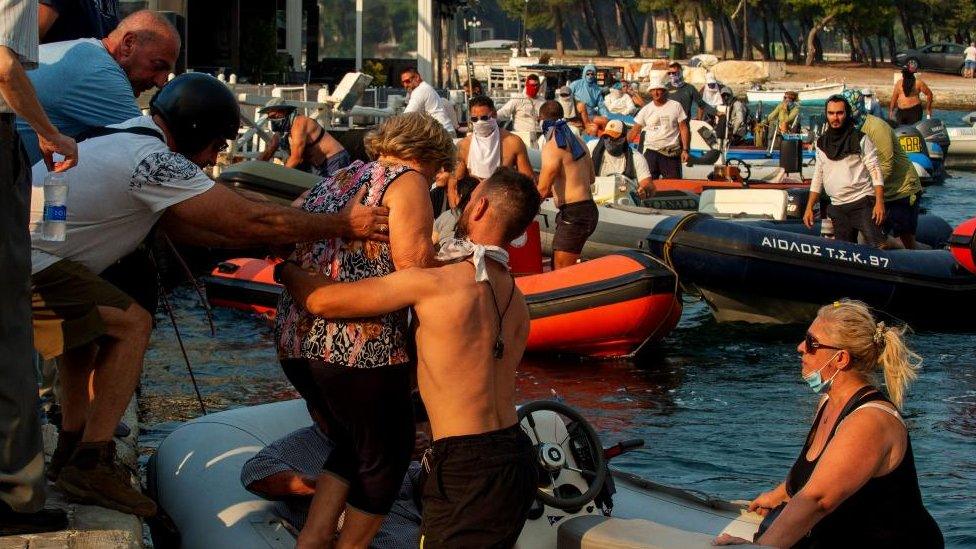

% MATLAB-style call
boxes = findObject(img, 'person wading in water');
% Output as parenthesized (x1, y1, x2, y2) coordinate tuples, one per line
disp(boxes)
(889, 64, 933, 125)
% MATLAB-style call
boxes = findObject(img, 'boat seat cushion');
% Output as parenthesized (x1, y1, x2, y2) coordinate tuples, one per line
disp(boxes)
(218, 160, 321, 200)
(556, 515, 724, 549)
(699, 189, 788, 220)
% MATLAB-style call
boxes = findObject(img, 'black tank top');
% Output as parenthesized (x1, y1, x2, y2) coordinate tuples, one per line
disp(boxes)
(786, 386, 943, 548)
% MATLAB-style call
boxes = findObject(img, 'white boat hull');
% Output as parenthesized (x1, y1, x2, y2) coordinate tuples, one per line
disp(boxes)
(747, 83, 845, 103)
(946, 126, 976, 169)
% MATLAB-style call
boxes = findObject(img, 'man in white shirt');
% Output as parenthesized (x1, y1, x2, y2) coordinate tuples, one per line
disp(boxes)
(587, 119, 654, 198)
(400, 67, 456, 136)
(496, 73, 544, 144)
(628, 76, 689, 179)
(28, 74, 388, 517)
(965, 42, 976, 79)
(803, 95, 886, 247)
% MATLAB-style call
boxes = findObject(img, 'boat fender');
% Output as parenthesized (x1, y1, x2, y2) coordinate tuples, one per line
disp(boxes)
(949, 217, 976, 275)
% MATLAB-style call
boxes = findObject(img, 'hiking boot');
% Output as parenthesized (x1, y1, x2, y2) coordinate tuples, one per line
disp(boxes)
(46, 430, 82, 482)
(56, 441, 157, 517)
(0, 500, 68, 535)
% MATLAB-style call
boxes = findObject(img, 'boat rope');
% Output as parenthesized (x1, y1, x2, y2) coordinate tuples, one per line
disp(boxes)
(628, 253, 682, 358)
(158, 285, 208, 416)
(161, 233, 215, 337)
(662, 212, 700, 272)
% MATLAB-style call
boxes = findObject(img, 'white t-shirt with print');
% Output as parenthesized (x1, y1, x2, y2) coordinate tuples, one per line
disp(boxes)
(633, 99, 687, 152)
(29, 116, 215, 275)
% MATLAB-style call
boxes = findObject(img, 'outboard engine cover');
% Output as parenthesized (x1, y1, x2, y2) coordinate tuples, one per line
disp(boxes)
(916, 117, 950, 155)
(894, 124, 926, 157)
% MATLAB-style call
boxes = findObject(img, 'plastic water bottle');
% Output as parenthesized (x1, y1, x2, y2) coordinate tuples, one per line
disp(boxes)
(42, 172, 68, 242)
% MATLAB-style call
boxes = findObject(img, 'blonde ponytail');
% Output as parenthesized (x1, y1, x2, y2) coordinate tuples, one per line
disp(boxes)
(816, 299, 922, 409)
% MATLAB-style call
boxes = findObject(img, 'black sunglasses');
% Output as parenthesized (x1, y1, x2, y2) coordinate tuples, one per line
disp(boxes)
(470, 115, 493, 122)
(804, 332, 841, 354)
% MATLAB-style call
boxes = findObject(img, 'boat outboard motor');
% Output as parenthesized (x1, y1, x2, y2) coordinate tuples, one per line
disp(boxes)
(916, 117, 949, 180)
(894, 123, 937, 182)
(150, 73, 242, 158)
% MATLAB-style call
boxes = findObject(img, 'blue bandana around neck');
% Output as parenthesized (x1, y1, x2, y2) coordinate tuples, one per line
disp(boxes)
(542, 119, 586, 160)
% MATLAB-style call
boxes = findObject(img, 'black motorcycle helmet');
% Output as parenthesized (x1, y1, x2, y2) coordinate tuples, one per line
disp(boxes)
(149, 73, 241, 156)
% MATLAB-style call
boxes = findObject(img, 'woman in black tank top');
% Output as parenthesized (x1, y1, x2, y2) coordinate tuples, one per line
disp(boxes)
(715, 299, 942, 548)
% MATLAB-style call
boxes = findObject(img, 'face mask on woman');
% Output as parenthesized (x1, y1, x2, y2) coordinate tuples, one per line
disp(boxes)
(802, 351, 842, 393)
(472, 118, 498, 138)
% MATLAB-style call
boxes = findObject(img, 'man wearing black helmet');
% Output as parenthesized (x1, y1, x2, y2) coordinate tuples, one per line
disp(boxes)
(27, 74, 389, 517)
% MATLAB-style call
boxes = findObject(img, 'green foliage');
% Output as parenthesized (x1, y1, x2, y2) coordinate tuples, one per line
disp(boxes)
(498, 0, 573, 31)
(363, 60, 388, 86)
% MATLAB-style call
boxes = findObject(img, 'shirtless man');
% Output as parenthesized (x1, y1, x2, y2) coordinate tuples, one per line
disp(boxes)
(259, 99, 352, 178)
(889, 65, 933, 125)
(537, 100, 597, 269)
(452, 96, 533, 206)
(277, 167, 542, 548)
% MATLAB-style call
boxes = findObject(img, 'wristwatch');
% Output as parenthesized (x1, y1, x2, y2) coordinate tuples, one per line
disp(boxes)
(273, 259, 302, 284)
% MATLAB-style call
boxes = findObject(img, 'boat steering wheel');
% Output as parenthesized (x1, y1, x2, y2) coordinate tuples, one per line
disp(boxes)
(517, 400, 608, 511)
(725, 158, 751, 183)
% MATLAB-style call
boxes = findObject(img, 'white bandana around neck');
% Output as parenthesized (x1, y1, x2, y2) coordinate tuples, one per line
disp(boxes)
(436, 238, 510, 282)
(468, 121, 501, 179)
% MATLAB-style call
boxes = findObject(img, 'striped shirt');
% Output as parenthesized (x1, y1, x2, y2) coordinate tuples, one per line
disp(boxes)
(240, 426, 422, 548)
(0, 0, 39, 113)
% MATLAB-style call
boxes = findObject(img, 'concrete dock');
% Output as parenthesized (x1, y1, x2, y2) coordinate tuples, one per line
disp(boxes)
(0, 401, 143, 548)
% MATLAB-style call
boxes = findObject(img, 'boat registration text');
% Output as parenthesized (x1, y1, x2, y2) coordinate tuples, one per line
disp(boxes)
(760, 236, 891, 268)
(899, 136, 922, 153)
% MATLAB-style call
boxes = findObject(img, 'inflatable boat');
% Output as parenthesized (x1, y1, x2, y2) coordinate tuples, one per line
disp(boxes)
(645, 213, 976, 328)
(202, 251, 680, 358)
(147, 399, 764, 549)
(949, 216, 976, 275)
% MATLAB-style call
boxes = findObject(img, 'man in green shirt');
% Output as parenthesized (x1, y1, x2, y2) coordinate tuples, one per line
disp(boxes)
(765, 91, 800, 133)
(843, 88, 922, 249)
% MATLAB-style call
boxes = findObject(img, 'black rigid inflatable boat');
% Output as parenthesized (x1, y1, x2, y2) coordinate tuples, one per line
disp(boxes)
(646, 213, 976, 329)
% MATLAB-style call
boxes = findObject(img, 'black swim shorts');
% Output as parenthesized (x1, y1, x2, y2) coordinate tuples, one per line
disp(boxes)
(553, 199, 599, 254)
(895, 104, 923, 126)
(280, 359, 415, 515)
(827, 195, 886, 247)
(419, 424, 537, 548)
(883, 194, 920, 238)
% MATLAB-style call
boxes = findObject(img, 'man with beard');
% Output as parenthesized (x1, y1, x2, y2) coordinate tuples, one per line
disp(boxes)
(889, 64, 933, 125)
(587, 119, 654, 198)
(496, 73, 544, 144)
(452, 95, 533, 207)
(803, 95, 886, 247)
(258, 98, 351, 178)
(538, 100, 597, 269)
(276, 168, 542, 548)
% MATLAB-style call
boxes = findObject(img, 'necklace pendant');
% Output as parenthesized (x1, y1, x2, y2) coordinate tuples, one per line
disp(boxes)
(493, 338, 505, 359)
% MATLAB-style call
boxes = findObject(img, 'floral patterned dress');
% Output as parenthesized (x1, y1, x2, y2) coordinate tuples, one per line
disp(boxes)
(275, 160, 413, 368)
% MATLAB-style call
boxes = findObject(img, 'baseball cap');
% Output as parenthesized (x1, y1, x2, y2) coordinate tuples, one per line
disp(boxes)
(258, 97, 297, 114)
(603, 119, 625, 138)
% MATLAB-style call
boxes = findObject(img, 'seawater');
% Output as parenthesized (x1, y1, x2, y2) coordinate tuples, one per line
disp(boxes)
(141, 146, 976, 547)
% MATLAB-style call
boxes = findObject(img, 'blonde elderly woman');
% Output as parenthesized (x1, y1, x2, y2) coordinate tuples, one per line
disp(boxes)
(716, 299, 942, 548)
(273, 112, 455, 549)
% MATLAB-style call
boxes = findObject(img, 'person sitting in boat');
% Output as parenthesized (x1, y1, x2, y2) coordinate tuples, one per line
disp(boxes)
(699, 73, 724, 114)
(628, 76, 690, 180)
(861, 88, 883, 118)
(400, 66, 457, 136)
(538, 101, 598, 269)
(27, 74, 390, 518)
(889, 64, 933, 125)
(548, 85, 584, 140)
(605, 81, 639, 116)
(496, 73, 545, 145)
(433, 176, 479, 248)
(587, 120, 655, 199)
(274, 112, 454, 549)
(802, 95, 886, 248)
(276, 168, 542, 548)
(764, 91, 800, 135)
(568, 64, 610, 135)
(843, 88, 923, 249)
(240, 403, 429, 548)
(257, 98, 352, 179)
(718, 86, 749, 146)
(665, 62, 716, 120)
(452, 95, 534, 207)
(714, 299, 942, 548)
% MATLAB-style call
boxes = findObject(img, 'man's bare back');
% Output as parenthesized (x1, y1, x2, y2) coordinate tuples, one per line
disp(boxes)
(538, 132, 595, 206)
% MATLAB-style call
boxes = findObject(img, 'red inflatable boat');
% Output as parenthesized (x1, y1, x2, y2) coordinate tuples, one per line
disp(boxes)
(202, 250, 680, 358)
(950, 217, 976, 275)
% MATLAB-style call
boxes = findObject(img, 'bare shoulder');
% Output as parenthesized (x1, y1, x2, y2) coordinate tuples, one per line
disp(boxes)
(503, 130, 528, 151)
(836, 402, 906, 443)
(383, 170, 429, 205)
(458, 135, 472, 154)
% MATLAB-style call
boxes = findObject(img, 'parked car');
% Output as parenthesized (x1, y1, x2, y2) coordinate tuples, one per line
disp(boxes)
(895, 43, 968, 75)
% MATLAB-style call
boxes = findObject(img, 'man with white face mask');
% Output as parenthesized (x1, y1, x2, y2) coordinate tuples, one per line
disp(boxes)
(452, 96, 534, 208)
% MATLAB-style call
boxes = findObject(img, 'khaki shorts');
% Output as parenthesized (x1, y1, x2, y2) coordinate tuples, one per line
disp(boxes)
(31, 260, 133, 360)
